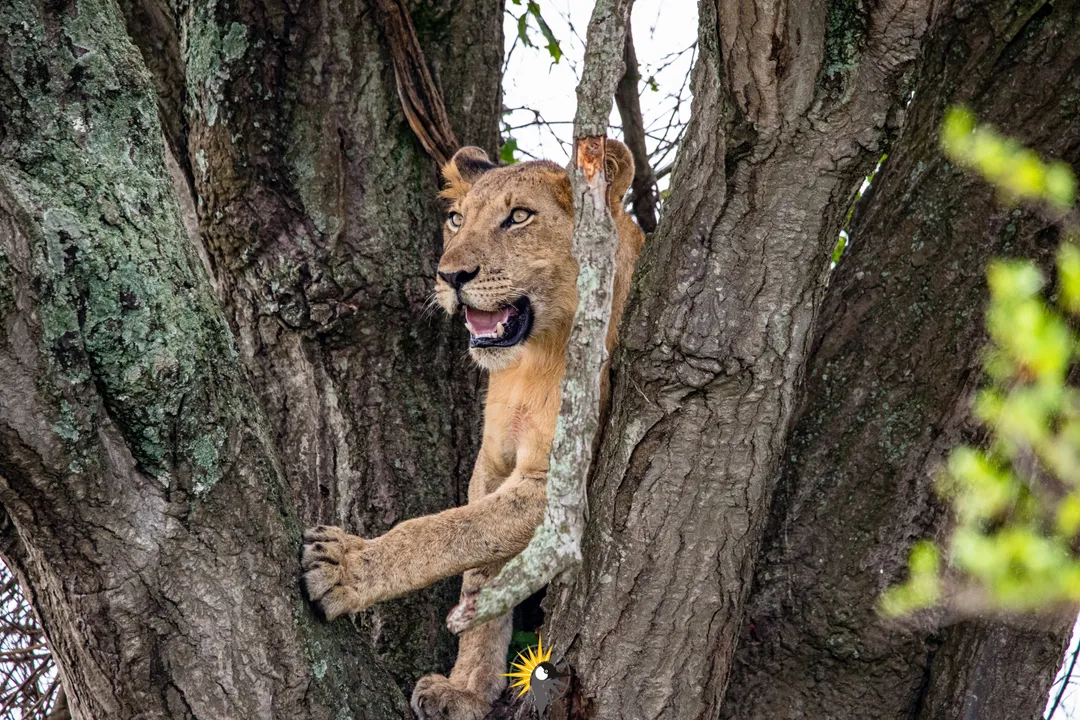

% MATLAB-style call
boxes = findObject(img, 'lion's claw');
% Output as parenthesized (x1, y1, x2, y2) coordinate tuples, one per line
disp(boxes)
(301, 525, 386, 619)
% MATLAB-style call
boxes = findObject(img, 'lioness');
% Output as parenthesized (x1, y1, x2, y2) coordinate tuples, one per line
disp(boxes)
(302, 140, 645, 719)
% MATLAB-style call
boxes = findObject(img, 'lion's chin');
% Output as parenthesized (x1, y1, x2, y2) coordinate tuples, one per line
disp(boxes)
(469, 344, 526, 372)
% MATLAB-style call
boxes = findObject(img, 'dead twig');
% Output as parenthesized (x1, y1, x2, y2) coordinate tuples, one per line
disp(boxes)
(615, 21, 660, 232)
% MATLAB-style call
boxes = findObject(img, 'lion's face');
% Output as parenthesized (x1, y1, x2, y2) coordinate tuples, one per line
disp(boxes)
(435, 151, 577, 371)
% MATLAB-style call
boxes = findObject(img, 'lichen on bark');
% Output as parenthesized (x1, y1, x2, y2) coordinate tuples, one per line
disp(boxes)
(2, 0, 239, 492)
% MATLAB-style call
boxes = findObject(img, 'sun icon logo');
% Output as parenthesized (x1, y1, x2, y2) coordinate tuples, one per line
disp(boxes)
(504, 635, 570, 717)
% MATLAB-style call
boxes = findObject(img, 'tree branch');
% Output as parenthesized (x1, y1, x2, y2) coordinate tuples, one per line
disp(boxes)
(446, 0, 635, 634)
(372, 0, 459, 165)
(615, 22, 659, 232)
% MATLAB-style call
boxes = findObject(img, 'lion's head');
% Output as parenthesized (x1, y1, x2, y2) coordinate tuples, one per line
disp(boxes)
(434, 141, 635, 371)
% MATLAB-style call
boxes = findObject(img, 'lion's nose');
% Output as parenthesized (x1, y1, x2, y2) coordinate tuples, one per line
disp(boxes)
(437, 267, 480, 289)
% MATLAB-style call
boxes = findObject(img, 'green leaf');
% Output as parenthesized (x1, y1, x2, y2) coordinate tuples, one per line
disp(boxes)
(516, 12, 533, 47)
(527, 2, 562, 64)
(882, 107, 1080, 619)
(1059, 243, 1080, 314)
(1057, 494, 1080, 537)
(941, 106, 976, 158)
(500, 138, 519, 165)
(1046, 162, 1077, 210)
(646, 75, 659, 92)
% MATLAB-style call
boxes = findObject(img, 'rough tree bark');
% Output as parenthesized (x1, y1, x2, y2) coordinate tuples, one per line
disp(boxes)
(165, 0, 503, 687)
(0, 1, 502, 719)
(544, 0, 936, 717)
(0, 1, 408, 716)
(722, 2, 1080, 718)
(5, 0, 1078, 719)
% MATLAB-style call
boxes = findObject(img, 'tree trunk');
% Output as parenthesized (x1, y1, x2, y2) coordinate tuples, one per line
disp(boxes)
(5, 0, 1077, 718)
(543, 1, 933, 717)
(168, 0, 503, 686)
(0, 1, 501, 718)
(721, 2, 1080, 718)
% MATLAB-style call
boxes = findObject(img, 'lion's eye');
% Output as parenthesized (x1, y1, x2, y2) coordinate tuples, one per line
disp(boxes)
(447, 212, 464, 230)
(509, 208, 533, 225)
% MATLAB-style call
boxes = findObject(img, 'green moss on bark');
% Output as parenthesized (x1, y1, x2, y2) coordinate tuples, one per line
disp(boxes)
(1, 0, 240, 493)
(185, 4, 249, 126)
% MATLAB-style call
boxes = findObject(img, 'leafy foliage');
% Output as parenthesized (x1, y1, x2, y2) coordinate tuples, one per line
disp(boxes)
(941, 107, 1076, 211)
(882, 107, 1080, 616)
(510, 0, 563, 64)
(500, 137, 520, 165)
(508, 630, 540, 663)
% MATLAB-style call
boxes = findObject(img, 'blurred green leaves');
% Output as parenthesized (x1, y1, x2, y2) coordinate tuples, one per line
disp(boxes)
(500, 137, 520, 164)
(882, 107, 1080, 617)
(942, 107, 1076, 211)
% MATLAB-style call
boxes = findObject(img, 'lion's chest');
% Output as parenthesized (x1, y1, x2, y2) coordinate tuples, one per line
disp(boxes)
(490, 404, 532, 467)
(485, 363, 562, 476)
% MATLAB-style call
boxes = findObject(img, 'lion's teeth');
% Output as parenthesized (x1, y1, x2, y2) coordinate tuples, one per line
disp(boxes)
(496, 322, 505, 338)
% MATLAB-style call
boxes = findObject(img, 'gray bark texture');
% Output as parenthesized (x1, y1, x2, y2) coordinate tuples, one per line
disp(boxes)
(722, 2, 1080, 718)
(170, 0, 501, 686)
(2, 0, 1077, 718)
(543, 1, 934, 717)
(0, 0, 502, 718)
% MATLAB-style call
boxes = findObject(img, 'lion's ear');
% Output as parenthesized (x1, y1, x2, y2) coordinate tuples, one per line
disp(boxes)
(441, 147, 496, 201)
(604, 139, 635, 209)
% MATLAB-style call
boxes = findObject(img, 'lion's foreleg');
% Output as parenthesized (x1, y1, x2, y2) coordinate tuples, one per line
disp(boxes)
(302, 472, 545, 618)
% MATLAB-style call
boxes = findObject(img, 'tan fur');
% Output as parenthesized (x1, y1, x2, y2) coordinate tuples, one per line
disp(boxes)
(302, 141, 644, 720)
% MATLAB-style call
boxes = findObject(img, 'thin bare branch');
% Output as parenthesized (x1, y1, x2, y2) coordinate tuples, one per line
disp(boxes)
(0, 555, 59, 719)
(615, 21, 660, 232)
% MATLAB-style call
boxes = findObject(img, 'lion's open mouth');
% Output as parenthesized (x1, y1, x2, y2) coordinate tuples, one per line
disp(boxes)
(464, 297, 533, 348)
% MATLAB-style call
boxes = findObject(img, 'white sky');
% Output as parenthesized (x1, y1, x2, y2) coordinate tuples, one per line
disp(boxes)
(1048, 618, 1080, 719)
(501, 0, 697, 177)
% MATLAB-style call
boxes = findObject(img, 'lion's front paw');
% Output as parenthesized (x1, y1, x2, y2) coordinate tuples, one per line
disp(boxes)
(301, 525, 386, 620)
(411, 674, 492, 720)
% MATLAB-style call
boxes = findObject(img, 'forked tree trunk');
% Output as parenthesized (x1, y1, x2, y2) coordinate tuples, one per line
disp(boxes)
(3, 0, 1077, 719)
(543, 1, 933, 717)
(722, 2, 1079, 718)
(544, 0, 1075, 717)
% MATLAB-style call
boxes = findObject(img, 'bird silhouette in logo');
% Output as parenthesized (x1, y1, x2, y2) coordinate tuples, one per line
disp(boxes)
(504, 635, 570, 717)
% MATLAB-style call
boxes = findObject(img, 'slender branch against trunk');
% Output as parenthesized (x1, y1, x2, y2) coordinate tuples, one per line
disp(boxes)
(721, 3, 1079, 718)
(614, 22, 659, 233)
(1046, 634, 1080, 720)
(371, 0, 459, 166)
(447, 0, 634, 634)
(543, 0, 933, 717)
